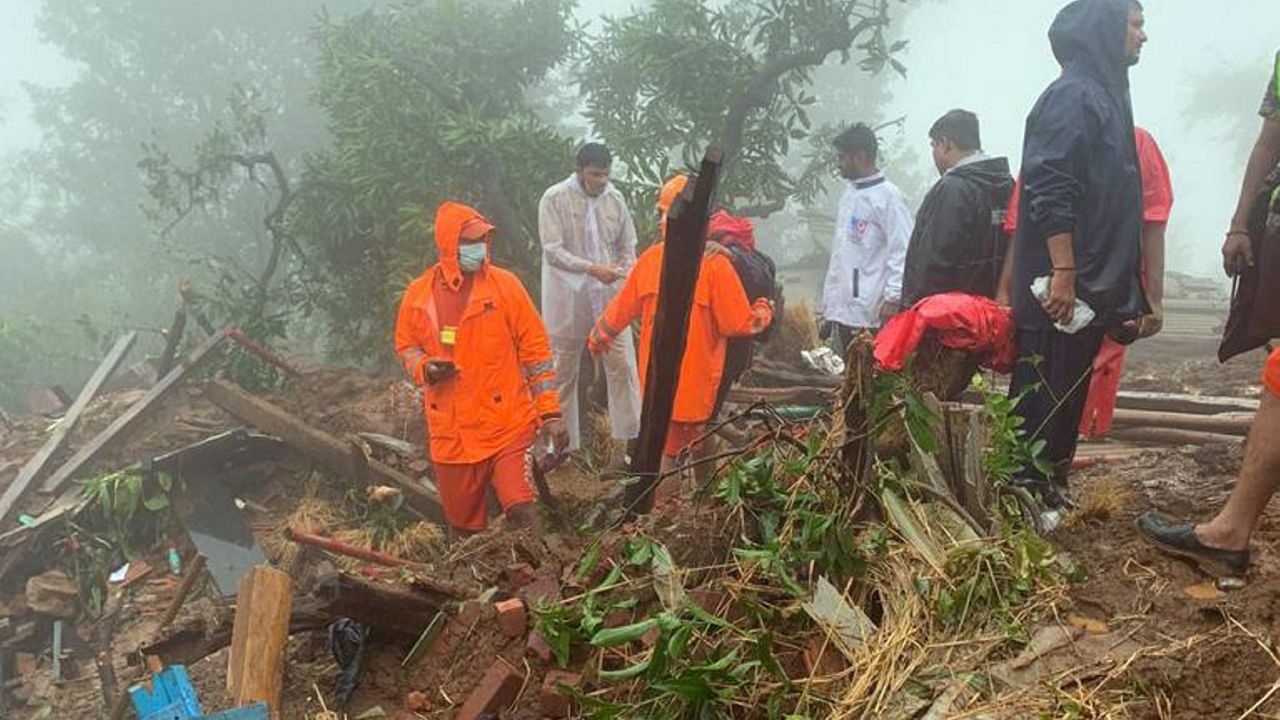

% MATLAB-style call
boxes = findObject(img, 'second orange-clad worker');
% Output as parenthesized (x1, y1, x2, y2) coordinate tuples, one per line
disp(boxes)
(395, 201, 569, 537)
(588, 176, 774, 499)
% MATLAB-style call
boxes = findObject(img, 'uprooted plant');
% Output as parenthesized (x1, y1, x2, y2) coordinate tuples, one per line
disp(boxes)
(529, 357, 1076, 718)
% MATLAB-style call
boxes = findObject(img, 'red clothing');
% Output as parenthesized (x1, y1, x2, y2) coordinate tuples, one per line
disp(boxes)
(1004, 128, 1174, 439)
(664, 421, 707, 458)
(875, 292, 1016, 374)
(1266, 349, 1280, 398)
(1004, 127, 1174, 232)
(589, 242, 772, 423)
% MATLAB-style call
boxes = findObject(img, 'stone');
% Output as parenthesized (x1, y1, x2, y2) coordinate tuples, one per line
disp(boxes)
(519, 576, 561, 609)
(505, 563, 537, 588)
(25, 570, 77, 618)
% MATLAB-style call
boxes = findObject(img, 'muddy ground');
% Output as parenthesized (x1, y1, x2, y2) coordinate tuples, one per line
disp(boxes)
(3, 323, 1278, 719)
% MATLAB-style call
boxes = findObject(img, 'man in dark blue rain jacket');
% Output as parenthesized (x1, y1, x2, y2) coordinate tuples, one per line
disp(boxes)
(1009, 0, 1150, 515)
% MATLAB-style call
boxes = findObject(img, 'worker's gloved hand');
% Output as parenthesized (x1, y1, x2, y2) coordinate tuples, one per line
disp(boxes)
(423, 360, 457, 385)
(750, 297, 774, 334)
(538, 416, 570, 456)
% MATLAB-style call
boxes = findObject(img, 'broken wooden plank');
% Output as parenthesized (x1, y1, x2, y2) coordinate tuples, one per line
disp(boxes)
(0, 332, 138, 523)
(226, 327, 301, 377)
(227, 565, 292, 713)
(143, 572, 444, 667)
(159, 554, 207, 629)
(203, 380, 444, 523)
(39, 328, 231, 495)
(1110, 408, 1253, 436)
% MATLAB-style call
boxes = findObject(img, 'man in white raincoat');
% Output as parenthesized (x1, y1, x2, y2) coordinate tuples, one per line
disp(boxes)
(538, 143, 641, 453)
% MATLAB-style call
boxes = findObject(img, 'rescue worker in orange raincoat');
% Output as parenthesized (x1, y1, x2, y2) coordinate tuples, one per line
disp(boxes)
(587, 176, 774, 500)
(395, 201, 568, 536)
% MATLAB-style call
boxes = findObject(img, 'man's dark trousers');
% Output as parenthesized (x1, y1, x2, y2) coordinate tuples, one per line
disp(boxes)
(1009, 325, 1107, 490)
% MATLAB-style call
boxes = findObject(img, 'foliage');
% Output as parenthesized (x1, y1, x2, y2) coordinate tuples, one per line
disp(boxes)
(578, 0, 904, 224)
(57, 468, 181, 613)
(973, 370, 1056, 484)
(292, 0, 581, 361)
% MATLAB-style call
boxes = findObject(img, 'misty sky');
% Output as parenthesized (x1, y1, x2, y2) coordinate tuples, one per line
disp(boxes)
(2, 0, 1278, 277)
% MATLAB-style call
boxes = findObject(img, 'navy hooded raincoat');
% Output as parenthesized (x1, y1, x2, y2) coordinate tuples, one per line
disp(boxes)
(1012, 0, 1148, 330)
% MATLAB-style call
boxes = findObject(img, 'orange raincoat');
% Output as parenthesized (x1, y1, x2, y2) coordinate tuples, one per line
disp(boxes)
(588, 179, 772, 423)
(395, 202, 560, 465)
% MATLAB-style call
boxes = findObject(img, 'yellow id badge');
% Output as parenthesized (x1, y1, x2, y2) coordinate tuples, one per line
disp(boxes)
(440, 326, 458, 346)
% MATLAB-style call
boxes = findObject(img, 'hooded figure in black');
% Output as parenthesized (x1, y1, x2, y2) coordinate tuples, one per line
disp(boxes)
(1008, 0, 1147, 515)
(902, 109, 1014, 306)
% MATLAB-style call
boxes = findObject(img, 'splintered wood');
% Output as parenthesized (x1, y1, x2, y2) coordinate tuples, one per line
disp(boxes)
(227, 565, 292, 712)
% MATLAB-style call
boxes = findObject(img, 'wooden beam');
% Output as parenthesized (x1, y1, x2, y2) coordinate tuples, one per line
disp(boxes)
(202, 380, 444, 523)
(1110, 408, 1253, 436)
(227, 565, 292, 713)
(39, 329, 230, 494)
(1108, 427, 1245, 447)
(625, 148, 723, 515)
(0, 332, 137, 522)
(142, 572, 445, 667)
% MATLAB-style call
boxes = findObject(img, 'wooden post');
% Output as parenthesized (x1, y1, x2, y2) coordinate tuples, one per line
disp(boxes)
(624, 147, 723, 515)
(227, 565, 292, 713)
(203, 380, 444, 523)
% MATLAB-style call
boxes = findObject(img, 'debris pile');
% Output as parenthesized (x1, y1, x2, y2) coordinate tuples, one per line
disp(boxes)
(0, 309, 1275, 719)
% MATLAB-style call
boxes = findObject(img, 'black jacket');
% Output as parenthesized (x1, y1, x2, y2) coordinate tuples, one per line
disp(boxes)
(1012, 0, 1147, 330)
(902, 156, 1014, 306)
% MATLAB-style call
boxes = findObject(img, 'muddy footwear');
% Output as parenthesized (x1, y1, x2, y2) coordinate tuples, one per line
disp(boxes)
(1135, 512, 1249, 578)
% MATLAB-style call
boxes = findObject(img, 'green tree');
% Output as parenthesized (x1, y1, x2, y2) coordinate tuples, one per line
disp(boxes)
(2, 0, 365, 392)
(287, 0, 580, 361)
(578, 0, 904, 225)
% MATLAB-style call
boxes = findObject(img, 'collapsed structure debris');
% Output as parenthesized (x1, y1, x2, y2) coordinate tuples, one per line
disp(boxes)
(0, 268, 1271, 719)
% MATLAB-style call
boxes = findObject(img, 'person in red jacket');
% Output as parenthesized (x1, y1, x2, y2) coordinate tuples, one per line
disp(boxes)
(588, 175, 773, 499)
(395, 201, 568, 536)
(999, 126, 1172, 440)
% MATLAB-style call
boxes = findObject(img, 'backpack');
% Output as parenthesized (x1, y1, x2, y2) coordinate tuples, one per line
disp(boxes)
(725, 244, 783, 343)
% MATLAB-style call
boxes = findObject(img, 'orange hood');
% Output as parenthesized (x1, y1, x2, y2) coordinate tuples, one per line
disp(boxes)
(433, 201, 492, 290)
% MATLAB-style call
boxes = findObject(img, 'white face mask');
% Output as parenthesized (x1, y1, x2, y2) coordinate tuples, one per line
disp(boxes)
(458, 243, 487, 271)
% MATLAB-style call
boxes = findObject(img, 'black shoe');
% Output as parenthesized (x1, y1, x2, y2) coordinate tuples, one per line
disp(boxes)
(1135, 512, 1249, 578)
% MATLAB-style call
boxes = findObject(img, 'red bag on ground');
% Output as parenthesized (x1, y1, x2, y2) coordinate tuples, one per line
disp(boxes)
(874, 292, 1016, 374)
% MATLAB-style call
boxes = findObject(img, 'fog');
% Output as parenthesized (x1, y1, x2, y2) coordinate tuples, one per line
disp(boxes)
(0, 0, 1277, 405)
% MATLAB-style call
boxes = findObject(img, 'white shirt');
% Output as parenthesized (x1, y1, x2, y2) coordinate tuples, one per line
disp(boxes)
(537, 175, 638, 339)
(820, 172, 913, 328)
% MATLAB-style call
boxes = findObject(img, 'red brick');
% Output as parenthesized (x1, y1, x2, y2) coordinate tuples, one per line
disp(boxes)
(640, 626, 662, 648)
(540, 670, 583, 718)
(457, 600, 485, 627)
(602, 609, 634, 629)
(405, 690, 430, 712)
(526, 631, 553, 664)
(505, 562, 537, 588)
(456, 658, 524, 720)
(687, 588, 722, 615)
(495, 598, 527, 638)
(520, 576, 561, 609)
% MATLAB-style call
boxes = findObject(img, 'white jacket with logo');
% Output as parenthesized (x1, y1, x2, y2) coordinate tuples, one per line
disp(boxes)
(820, 173, 913, 328)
